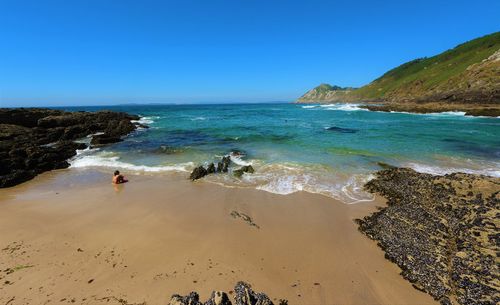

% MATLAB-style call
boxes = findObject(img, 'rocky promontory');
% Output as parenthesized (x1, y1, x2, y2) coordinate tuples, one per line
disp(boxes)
(0, 108, 142, 187)
(357, 168, 499, 305)
(297, 32, 500, 116)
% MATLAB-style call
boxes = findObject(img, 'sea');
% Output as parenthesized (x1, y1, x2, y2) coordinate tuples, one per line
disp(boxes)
(62, 103, 500, 204)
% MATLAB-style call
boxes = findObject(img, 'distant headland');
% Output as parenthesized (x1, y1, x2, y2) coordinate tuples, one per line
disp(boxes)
(297, 32, 500, 117)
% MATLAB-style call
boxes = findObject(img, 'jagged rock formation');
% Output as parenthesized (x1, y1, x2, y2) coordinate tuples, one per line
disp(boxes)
(297, 32, 500, 115)
(357, 168, 500, 305)
(0, 108, 142, 187)
(190, 155, 255, 180)
(190, 156, 231, 180)
(233, 165, 254, 178)
(167, 281, 282, 305)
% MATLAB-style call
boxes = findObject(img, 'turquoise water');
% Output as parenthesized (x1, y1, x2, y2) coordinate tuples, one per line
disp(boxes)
(66, 103, 500, 203)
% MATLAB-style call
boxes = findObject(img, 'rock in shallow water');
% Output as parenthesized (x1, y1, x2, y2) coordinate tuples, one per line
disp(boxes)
(325, 126, 358, 133)
(357, 167, 500, 305)
(207, 163, 216, 174)
(233, 165, 254, 178)
(190, 166, 208, 181)
(190, 155, 243, 180)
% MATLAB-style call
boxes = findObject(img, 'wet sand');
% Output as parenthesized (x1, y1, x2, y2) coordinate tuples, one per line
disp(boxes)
(0, 168, 437, 305)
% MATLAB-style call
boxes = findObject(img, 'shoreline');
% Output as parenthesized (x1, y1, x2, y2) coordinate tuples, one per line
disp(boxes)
(357, 168, 500, 304)
(0, 168, 437, 305)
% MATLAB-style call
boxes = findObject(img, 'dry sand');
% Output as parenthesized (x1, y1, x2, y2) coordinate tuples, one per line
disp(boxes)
(0, 168, 437, 305)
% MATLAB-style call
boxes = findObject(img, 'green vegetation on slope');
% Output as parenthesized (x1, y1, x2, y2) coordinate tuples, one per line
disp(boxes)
(299, 31, 500, 104)
(355, 31, 500, 100)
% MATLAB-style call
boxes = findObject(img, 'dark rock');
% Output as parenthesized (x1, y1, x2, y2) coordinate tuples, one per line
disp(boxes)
(134, 122, 149, 129)
(168, 292, 202, 305)
(0, 108, 64, 127)
(221, 156, 231, 173)
(204, 291, 232, 305)
(215, 156, 231, 173)
(233, 165, 254, 178)
(168, 282, 276, 305)
(357, 168, 500, 305)
(325, 126, 358, 133)
(190, 166, 208, 181)
(0, 124, 31, 140)
(90, 134, 123, 146)
(234, 281, 273, 305)
(0, 108, 139, 188)
(207, 163, 216, 174)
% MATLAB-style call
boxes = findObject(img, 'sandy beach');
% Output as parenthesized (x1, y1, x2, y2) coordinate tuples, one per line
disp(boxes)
(0, 169, 437, 305)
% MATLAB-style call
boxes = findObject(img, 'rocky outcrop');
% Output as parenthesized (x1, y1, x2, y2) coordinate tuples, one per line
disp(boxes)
(190, 166, 208, 181)
(297, 84, 356, 103)
(357, 168, 500, 305)
(296, 32, 500, 115)
(167, 281, 283, 305)
(190, 155, 251, 181)
(233, 165, 254, 178)
(219, 156, 231, 173)
(360, 103, 500, 117)
(0, 108, 141, 187)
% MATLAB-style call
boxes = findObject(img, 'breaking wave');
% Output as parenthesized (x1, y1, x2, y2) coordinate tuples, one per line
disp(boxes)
(407, 162, 500, 178)
(70, 152, 193, 173)
(132, 116, 158, 125)
(320, 104, 368, 111)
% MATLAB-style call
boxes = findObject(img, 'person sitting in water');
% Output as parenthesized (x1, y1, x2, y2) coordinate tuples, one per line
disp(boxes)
(112, 170, 128, 184)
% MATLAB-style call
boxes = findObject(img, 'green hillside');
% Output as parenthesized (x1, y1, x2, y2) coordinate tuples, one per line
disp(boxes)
(298, 32, 500, 104)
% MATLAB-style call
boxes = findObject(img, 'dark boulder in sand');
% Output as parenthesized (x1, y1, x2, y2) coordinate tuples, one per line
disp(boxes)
(233, 165, 254, 178)
(167, 281, 278, 305)
(357, 167, 500, 305)
(190, 166, 208, 180)
(0, 108, 140, 188)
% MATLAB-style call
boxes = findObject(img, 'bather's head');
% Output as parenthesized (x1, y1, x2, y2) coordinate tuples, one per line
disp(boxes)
(114, 170, 120, 176)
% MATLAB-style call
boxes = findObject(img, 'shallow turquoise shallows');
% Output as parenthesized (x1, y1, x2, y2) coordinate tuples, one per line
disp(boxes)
(64, 103, 500, 203)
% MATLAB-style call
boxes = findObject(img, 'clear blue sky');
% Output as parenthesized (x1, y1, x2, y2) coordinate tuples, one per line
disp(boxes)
(1, 0, 499, 106)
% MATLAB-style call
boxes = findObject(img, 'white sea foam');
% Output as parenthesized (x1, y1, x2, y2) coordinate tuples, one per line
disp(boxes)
(229, 152, 252, 166)
(432, 111, 466, 116)
(231, 163, 375, 204)
(301, 105, 317, 109)
(407, 162, 500, 177)
(70, 154, 193, 173)
(387, 110, 469, 117)
(190, 116, 207, 121)
(256, 174, 308, 194)
(132, 116, 158, 125)
(318, 103, 368, 111)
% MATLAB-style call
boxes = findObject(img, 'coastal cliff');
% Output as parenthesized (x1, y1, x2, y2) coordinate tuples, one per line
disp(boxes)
(357, 168, 500, 305)
(297, 84, 356, 103)
(0, 108, 143, 187)
(297, 32, 500, 115)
